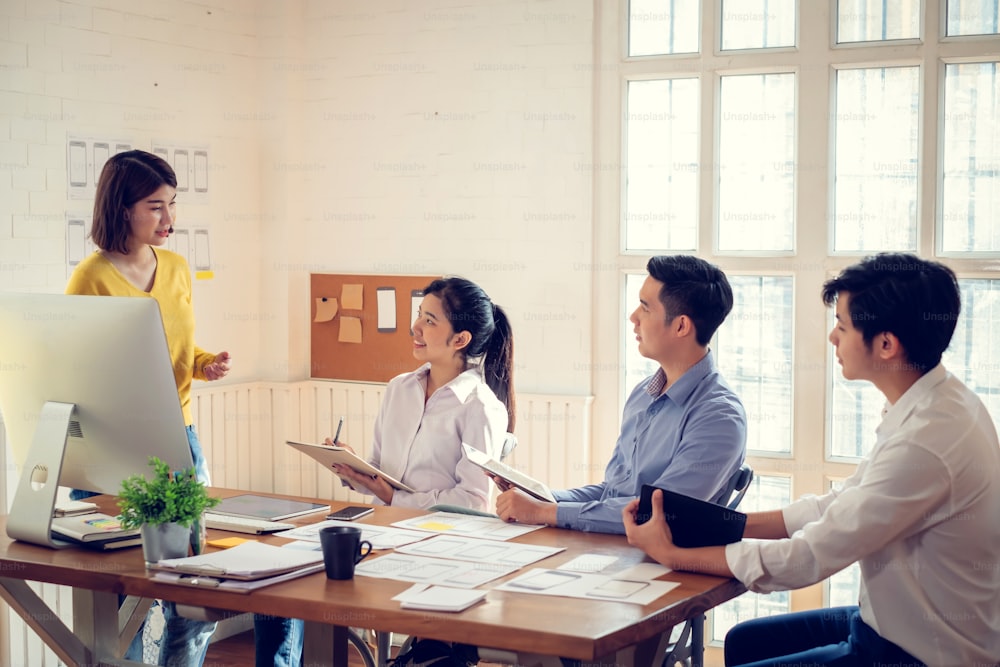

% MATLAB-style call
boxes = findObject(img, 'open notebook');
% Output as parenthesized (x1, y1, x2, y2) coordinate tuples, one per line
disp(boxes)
(461, 443, 556, 503)
(286, 440, 416, 493)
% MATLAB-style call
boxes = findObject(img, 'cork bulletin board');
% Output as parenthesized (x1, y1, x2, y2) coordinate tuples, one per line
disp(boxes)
(311, 273, 440, 383)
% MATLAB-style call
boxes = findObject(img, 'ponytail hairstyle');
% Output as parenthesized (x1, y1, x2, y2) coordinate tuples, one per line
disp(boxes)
(422, 277, 516, 432)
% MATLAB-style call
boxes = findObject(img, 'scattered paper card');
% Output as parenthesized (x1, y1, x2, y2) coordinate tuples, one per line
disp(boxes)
(495, 567, 680, 605)
(393, 583, 488, 612)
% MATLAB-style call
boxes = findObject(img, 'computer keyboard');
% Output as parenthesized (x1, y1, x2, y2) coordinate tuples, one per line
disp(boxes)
(203, 513, 295, 534)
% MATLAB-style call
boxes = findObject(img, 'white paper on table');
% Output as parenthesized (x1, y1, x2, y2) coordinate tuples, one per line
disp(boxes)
(494, 567, 680, 605)
(390, 512, 544, 541)
(273, 520, 429, 550)
(394, 534, 563, 567)
(392, 583, 488, 612)
(556, 554, 619, 573)
(355, 552, 519, 589)
(613, 562, 673, 579)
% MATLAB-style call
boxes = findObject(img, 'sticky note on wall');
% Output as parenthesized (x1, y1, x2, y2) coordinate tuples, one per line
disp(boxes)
(342, 284, 363, 310)
(315, 297, 339, 323)
(339, 316, 362, 343)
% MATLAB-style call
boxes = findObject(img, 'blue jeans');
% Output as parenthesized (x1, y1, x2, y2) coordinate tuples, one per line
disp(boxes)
(253, 615, 304, 667)
(724, 606, 925, 667)
(86, 426, 217, 666)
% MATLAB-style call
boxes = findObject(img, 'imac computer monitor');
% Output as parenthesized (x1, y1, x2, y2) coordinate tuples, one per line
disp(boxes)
(0, 292, 195, 547)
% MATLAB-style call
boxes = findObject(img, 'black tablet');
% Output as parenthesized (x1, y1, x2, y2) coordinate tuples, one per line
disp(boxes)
(636, 485, 747, 548)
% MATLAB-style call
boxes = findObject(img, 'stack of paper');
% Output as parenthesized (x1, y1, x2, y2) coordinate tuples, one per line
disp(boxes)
(148, 541, 325, 593)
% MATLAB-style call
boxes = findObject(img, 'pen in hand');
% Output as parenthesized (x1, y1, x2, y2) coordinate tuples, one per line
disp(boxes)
(332, 416, 344, 445)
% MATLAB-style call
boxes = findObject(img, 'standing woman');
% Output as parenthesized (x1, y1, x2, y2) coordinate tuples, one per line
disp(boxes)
(66, 149, 230, 667)
(254, 276, 515, 667)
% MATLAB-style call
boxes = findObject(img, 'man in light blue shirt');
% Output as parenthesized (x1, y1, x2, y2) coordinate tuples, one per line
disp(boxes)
(496, 255, 747, 534)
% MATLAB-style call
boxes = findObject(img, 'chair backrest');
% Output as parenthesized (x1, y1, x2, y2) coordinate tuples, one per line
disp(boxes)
(720, 463, 754, 510)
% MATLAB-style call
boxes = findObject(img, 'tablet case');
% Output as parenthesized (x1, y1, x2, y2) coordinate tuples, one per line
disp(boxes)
(637, 485, 747, 548)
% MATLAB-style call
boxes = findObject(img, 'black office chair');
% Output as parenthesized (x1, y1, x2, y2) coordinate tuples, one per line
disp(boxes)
(661, 463, 754, 667)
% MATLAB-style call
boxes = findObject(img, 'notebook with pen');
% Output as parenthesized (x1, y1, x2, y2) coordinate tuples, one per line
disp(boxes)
(636, 485, 747, 548)
(286, 440, 416, 493)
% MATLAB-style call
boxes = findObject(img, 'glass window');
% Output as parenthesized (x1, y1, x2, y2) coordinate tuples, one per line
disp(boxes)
(940, 62, 1000, 255)
(945, 279, 1000, 423)
(628, 0, 700, 56)
(711, 475, 792, 642)
(715, 276, 794, 454)
(625, 78, 701, 252)
(720, 0, 797, 50)
(833, 67, 920, 253)
(836, 0, 920, 42)
(718, 73, 796, 253)
(946, 0, 1000, 36)
(825, 478, 862, 607)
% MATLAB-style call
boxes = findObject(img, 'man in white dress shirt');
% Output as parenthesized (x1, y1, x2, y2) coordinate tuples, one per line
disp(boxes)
(623, 253, 1000, 667)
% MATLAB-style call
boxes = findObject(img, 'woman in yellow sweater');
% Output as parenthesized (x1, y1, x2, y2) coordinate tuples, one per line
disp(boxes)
(65, 149, 230, 667)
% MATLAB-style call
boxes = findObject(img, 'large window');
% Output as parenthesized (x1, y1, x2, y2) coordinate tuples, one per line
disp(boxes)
(600, 0, 1000, 652)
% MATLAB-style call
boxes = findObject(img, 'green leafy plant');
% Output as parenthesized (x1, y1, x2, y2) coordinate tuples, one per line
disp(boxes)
(117, 456, 220, 530)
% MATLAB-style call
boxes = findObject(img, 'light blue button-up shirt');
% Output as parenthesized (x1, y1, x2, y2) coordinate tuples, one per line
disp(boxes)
(554, 350, 747, 534)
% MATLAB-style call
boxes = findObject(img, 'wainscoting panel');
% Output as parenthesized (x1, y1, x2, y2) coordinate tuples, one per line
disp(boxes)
(192, 381, 595, 501)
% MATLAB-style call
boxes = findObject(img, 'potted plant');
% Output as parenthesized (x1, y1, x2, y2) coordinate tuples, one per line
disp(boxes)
(118, 456, 220, 564)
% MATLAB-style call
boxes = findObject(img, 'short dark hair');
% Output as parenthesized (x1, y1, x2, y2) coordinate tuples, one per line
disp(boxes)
(821, 253, 960, 373)
(91, 150, 177, 254)
(646, 255, 734, 346)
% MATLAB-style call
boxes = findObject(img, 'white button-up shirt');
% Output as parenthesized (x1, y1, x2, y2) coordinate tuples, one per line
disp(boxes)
(369, 363, 508, 512)
(726, 365, 1000, 666)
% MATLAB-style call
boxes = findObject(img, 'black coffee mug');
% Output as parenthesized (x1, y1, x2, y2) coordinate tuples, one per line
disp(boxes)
(319, 525, 373, 580)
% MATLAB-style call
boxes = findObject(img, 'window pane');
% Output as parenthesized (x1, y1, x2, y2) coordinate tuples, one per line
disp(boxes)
(628, 0, 700, 56)
(946, 0, 1000, 36)
(721, 0, 796, 50)
(826, 478, 862, 607)
(833, 67, 919, 253)
(829, 340, 883, 460)
(941, 62, 1000, 254)
(711, 475, 792, 642)
(944, 279, 1000, 424)
(718, 73, 796, 252)
(625, 79, 700, 252)
(836, 0, 920, 43)
(715, 276, 794, 454)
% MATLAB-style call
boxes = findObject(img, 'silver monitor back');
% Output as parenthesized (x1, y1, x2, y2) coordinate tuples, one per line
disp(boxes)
(0, 292, 193, 547)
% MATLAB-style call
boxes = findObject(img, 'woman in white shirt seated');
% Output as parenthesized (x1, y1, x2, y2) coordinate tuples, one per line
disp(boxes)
(254, 276, 515, 667)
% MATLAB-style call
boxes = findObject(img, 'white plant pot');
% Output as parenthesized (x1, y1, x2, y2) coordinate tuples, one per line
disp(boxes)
(140, 522, 190, 566)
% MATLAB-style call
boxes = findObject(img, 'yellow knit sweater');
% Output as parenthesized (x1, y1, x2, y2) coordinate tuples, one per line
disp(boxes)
(66, 247, 215, 425)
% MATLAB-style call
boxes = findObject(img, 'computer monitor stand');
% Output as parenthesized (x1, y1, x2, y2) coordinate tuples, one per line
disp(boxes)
(6, 401, 78, 548)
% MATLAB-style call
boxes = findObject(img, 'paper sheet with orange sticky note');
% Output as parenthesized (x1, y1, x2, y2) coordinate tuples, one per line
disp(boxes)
(207, 536, 253, 549)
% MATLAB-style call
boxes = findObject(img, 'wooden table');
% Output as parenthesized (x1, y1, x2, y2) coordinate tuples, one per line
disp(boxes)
(0, 489, 746, 666)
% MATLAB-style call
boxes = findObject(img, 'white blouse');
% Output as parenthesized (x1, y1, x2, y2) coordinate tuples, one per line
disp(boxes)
(369, 363, 509, 512)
